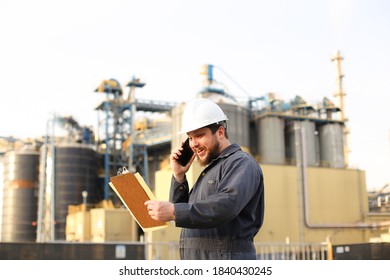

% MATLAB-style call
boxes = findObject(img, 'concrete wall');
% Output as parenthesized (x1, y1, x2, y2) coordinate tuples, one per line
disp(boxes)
(257, 164, 371, 245)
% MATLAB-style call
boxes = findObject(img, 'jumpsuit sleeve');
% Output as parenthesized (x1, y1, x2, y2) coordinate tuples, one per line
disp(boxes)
(169, 175, 190, 203)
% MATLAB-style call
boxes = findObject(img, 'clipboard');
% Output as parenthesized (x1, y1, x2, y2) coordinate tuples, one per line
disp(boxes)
(109, 170, 169, 232)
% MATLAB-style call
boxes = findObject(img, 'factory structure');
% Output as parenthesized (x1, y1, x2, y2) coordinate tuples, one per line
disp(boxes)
(1, 51, 390, 260)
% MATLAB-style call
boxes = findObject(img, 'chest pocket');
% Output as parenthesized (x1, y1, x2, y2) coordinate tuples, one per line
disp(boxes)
(204, 178, 218, 196)
(190, 171, 220, 201)
(207, 179, 216, 185)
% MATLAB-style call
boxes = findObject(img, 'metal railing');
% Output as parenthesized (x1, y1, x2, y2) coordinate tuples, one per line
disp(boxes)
(144, 242, 330, 260)
(255, 242, 329, 260)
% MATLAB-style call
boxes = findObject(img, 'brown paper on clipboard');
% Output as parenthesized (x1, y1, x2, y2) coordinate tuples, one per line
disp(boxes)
(109, 172, 169, 232)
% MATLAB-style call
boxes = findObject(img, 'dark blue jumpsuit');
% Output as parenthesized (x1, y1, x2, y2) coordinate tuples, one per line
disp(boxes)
(170, 143, 265, 260)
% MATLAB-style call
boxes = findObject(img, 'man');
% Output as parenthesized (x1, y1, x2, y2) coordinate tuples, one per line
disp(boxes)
(145, 97, 264, 260)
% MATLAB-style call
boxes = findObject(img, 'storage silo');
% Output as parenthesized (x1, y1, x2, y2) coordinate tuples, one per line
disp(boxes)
(285, 121, 295, 164)
(256, 116, 285, 164)
(0, 156, 4, 239)
(171, 102, 187, 151)
(1, 150, 40, 242)
(319, 123, 345, 168)
(45, 143, 99, 240)
(285, 120, 318, 166)
(219, 102, 250, 149)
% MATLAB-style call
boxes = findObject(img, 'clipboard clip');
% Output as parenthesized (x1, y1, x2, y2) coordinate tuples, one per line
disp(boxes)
(117, 166, 130, 175)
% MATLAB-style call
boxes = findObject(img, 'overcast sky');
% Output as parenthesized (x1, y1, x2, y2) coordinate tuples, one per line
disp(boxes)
(0, 0, 389, 191)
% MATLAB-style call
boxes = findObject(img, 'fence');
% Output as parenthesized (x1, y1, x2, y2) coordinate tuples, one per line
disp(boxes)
(145, 241, 330, 260)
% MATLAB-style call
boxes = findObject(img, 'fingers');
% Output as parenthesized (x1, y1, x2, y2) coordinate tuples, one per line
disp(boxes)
(145, 200, 161, 221)
(144, 200, 174, 222)
(144, 200, 155, 212)
(171, 140, 188, 161)
(171, 148, 183, 161)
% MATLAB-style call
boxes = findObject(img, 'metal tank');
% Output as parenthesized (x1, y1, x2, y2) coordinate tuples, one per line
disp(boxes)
(171, 102, 187, 151)
(218, 102, 250, 149)
(256, 116, 285, 164)
(1, 150, 40, 242)
(0, 156, 4, 239)
(46, 143, 99, 240)
(285, 120, 318, 166)
(319, 123, 345, 168)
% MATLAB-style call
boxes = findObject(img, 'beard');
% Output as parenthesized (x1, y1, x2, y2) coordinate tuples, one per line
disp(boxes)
(197, 138, 221, 166)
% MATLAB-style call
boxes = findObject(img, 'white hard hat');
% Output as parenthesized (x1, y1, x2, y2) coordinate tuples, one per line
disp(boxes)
(180, 98, 228, 133)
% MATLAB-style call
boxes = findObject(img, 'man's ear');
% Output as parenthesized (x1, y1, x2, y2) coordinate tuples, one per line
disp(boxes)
(217, 125, 225, 138)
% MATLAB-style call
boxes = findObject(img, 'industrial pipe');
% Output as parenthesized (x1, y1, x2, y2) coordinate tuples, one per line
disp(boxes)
(295, 123, 390, 229)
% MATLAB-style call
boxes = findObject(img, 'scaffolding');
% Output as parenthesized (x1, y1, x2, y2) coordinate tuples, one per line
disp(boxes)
(95, 77, 147, 200)
(94, 77, 175, 200)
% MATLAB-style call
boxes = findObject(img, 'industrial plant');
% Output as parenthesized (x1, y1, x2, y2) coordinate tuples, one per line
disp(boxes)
(1, 52, 389, 260)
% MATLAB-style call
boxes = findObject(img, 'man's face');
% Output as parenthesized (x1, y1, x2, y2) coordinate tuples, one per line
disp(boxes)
(187, 127, 221, 166)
